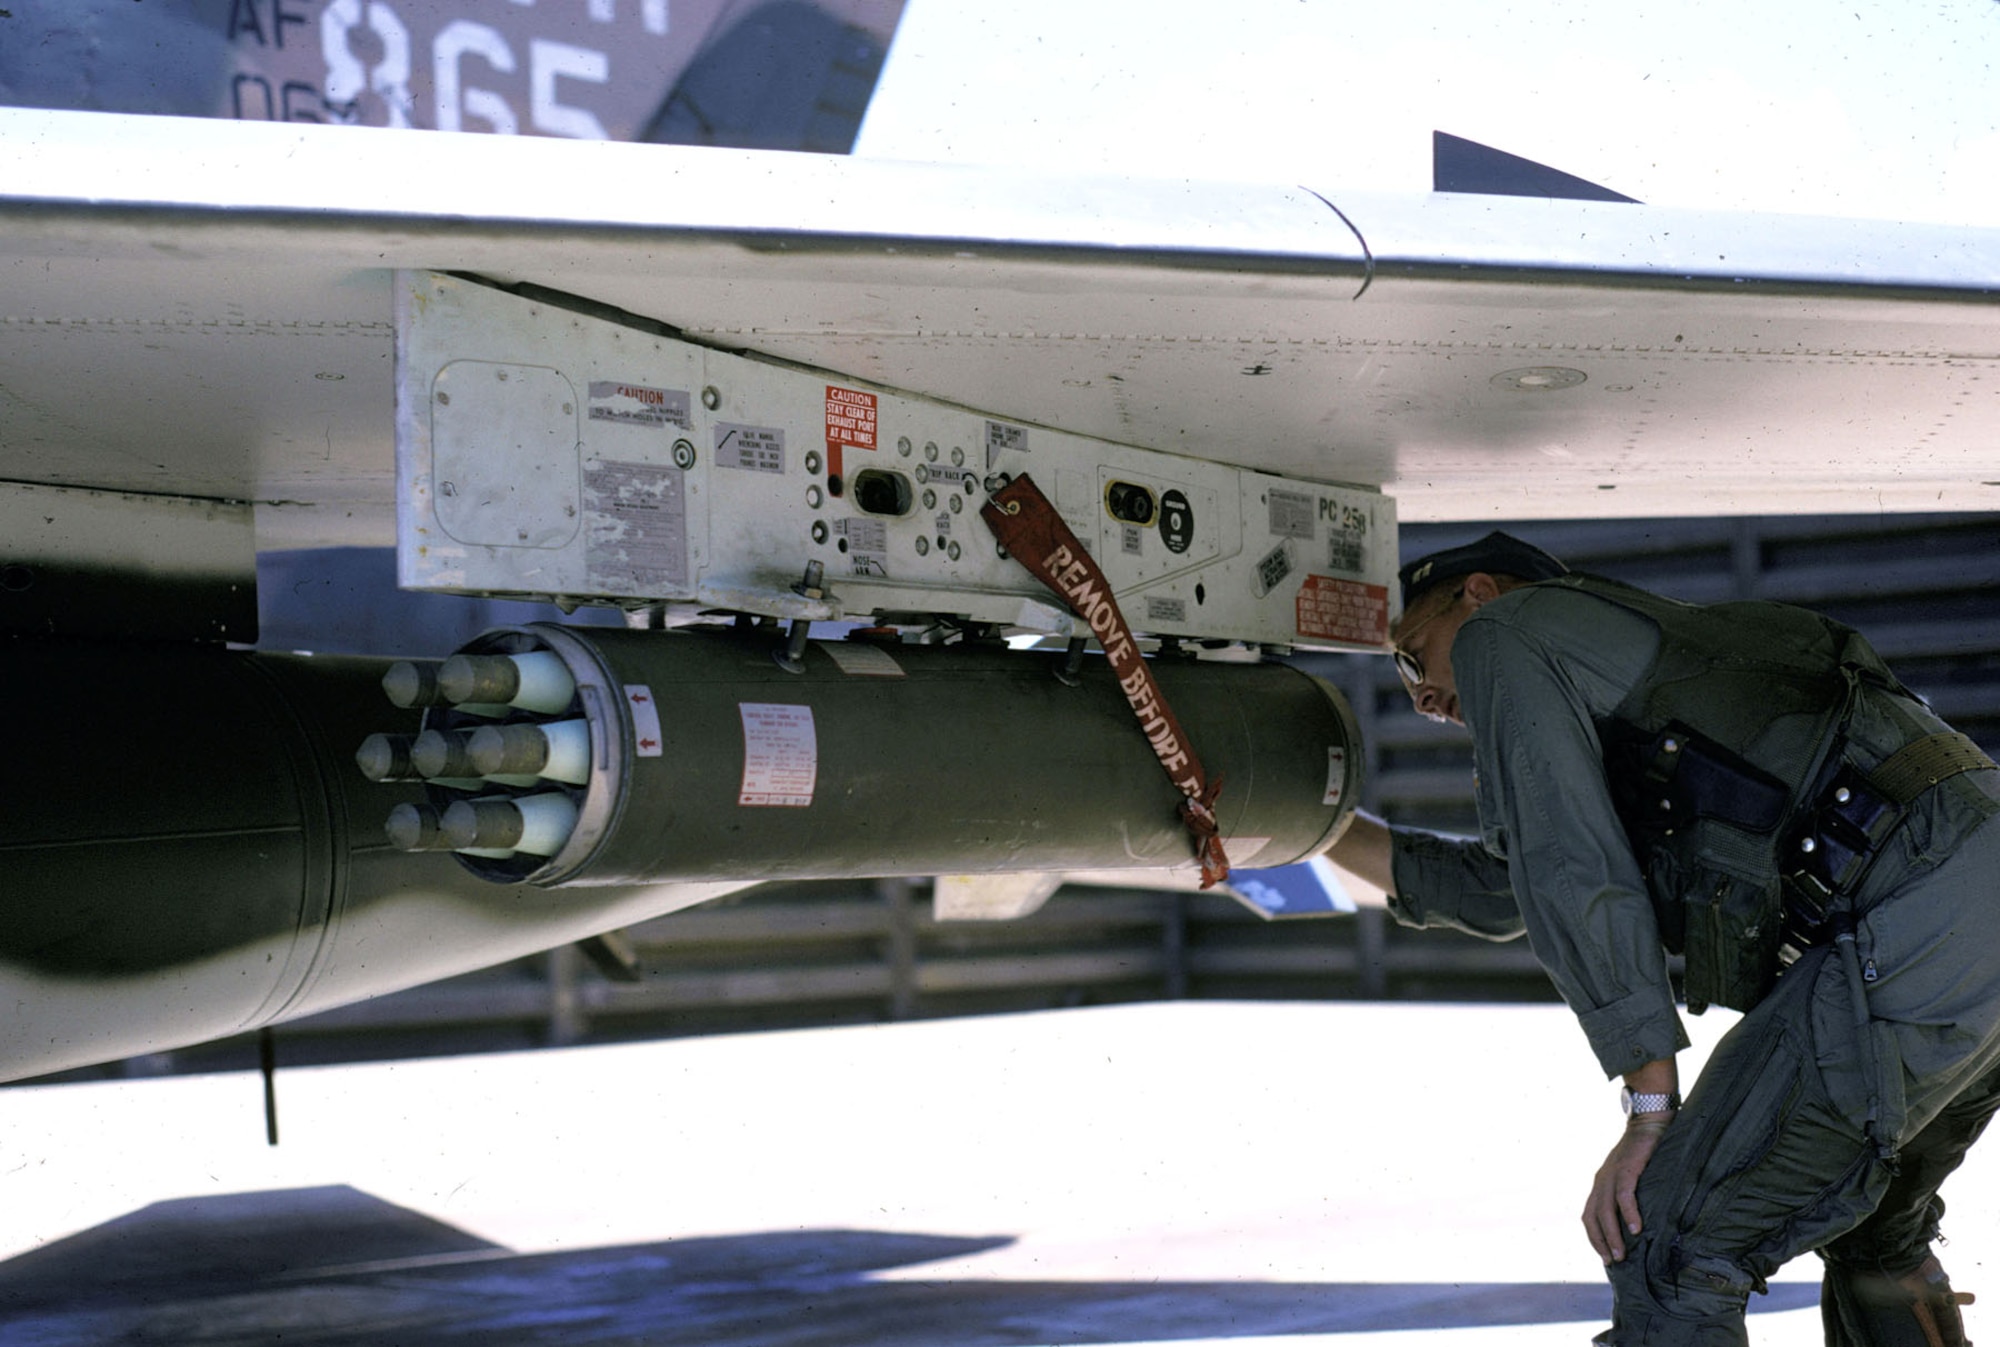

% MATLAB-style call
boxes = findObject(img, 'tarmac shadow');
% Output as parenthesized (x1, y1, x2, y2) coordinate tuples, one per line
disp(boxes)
(0, 1185, 1819, 1344)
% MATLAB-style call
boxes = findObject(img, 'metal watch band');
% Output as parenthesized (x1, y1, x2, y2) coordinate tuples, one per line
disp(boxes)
(1622, 1087, 1681, 1116)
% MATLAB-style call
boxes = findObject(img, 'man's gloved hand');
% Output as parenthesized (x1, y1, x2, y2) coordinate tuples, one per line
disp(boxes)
(1584, 1115, 1671, 1265)
(1825, 1253, 1976, 1347)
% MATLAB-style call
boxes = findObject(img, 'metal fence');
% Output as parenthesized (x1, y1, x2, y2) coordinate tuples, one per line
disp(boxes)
(44, 512, 2000, 1082)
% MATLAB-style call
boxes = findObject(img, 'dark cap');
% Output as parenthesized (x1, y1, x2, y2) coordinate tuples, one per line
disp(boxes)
(1398, 531, 1568, 609)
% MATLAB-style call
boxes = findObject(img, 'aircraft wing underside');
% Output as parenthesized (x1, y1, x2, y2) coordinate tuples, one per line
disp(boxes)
(3, 104, 1999, 560)
(4, 105, 1998, 1084)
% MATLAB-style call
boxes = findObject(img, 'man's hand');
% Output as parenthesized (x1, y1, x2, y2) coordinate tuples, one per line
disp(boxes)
(1585, 1115, 1671, 1264)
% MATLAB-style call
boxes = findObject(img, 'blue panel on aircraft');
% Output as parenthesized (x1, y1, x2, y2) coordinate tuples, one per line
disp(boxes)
(1224, 856, 1354, 920)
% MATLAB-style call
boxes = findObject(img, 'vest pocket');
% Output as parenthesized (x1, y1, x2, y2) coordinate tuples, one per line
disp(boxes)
(1643, 818, 1787, 1015)
(1681, 864, 1783, 1014)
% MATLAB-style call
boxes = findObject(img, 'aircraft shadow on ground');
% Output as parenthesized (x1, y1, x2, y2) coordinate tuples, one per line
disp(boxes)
(0, 1185, 1819, 1345)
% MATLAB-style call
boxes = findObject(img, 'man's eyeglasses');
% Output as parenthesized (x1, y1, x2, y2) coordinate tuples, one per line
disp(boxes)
(1391, 588, 1464, 686)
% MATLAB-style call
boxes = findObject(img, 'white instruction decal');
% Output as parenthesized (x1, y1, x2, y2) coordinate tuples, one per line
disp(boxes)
(585, 460, 688, 592)
(1324, 745, 1346, 806)
(715, 423, 786, 473)
(836, 515, 889, 577)
(1320, 499, 1370, 574)
(626, 685, 664, 757)
(985, 419, 1028, 468)
(1268, 488, 1315, 539)
(739, 703, 816, 806)
(817, 640, 905, 678)
(1253, 538, 1296, 598)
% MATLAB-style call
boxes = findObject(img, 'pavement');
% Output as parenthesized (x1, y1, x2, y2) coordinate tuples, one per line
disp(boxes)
(1, 999, 1995, 1345)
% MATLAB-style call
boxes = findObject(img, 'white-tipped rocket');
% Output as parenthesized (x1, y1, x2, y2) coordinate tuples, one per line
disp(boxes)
(358, 734, 485, 791)
(440, 793, 579, 856)
(357, 733, 421, 782)
(438, 652, 576, 716)
(410, 729, 538, 788)
(466, 720, 592, 785)
(381, 660, 510, 718)
(410, 728, 477, 779)
(386, 802, 517, 858)
(385, 801, 447, 850)
(382, 660, 446, 708)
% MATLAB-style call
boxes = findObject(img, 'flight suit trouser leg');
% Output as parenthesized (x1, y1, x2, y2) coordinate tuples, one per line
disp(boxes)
(1596, 947, 1889, 1347)
(1819, 1062, 2000, 1347)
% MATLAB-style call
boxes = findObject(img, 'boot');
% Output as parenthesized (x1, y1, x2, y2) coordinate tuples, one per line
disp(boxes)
(1825, 1254, 1976, 1347)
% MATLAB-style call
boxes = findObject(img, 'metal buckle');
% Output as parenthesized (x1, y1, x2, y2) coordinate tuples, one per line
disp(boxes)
(1778, 768, 1903, 965)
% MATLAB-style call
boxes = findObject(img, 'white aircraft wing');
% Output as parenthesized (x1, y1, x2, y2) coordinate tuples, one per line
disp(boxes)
(4, 106, 1998, 1083)
(5, 104, 1997, 558)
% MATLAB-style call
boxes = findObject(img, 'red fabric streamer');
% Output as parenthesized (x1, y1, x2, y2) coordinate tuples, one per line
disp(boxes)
(980, 473, 1231, 888)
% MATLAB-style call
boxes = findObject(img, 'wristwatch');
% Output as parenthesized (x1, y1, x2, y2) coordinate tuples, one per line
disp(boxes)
(1622, 1086, 1682, 1117)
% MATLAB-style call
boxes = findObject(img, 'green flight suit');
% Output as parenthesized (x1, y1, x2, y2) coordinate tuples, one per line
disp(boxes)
(1384, 580, 2000, 1346)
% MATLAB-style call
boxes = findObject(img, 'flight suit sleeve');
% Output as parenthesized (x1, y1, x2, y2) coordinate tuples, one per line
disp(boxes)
(1385, 826, 1525, 940)
(1453, 594, 1689, 1079)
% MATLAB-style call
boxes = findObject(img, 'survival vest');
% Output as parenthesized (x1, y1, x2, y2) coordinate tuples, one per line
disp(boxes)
(1547, 575, 1912, 1013)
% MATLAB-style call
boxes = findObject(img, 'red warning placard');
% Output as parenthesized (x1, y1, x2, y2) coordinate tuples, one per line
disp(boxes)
(825, 386, 877, 450)
(825, 385, 877, 484)
(1295, 574, 1390, 645)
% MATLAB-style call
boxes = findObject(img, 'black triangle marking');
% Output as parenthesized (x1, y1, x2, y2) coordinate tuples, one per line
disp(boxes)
(1433, 131, 1640, 203)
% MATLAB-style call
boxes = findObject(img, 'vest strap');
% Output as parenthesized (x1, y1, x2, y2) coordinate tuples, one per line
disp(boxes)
(1869, 731, 1997, 805)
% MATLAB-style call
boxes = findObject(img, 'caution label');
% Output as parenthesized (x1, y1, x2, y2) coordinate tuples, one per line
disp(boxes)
(1295, 574, 1390, 645)
(587, 381, 690, 431)
(825, 386, 878, 451)
(738, 703, 816, 807)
